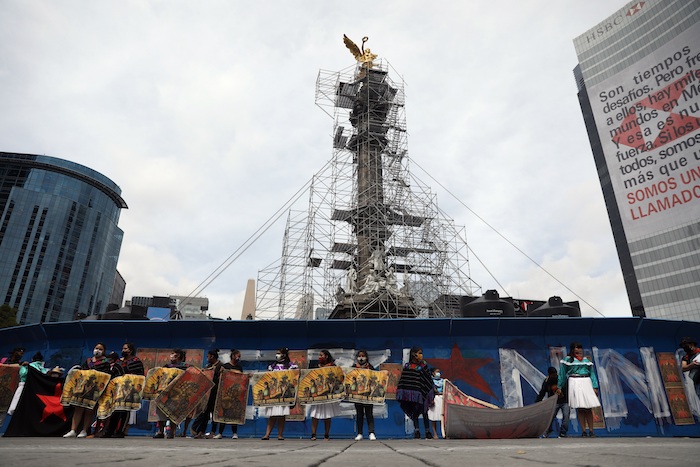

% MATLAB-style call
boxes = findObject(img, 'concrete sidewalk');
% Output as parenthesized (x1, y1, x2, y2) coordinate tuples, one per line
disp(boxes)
(1, 436, 699, 467)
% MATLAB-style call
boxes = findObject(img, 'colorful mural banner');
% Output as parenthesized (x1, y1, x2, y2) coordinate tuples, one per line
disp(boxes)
(187, 367, 214, 418)
(0, 364, 20, 413)
(298, 366, 345, 405)
(251, 369, 299, 407)
(443, 379, 498, 409)
(142, 367, 184, 400)
(60, 368, 111, 409)
(379, 363, 402, 400)
(657, 352, 694, 425)
(286, 350, 308, 421)
(213, 369, 250, 424)
(343, 368, 388, 405)
(155, 366, 214, 424)
(445, 396, 558, 439)
(96, 374, 146, 419)
(138, 348, 205, 375)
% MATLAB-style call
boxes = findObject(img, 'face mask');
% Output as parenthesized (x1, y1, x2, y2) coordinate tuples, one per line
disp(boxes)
(357, 357, 367, 364)
(232, 355, 240, 362)
(121, 351, 130, 358)
(434, 372, 441, 378)
(275, 353, 283, 361)
(93, 349, 103, 357)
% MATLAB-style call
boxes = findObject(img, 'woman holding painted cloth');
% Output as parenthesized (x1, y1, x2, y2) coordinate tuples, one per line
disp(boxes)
(558, 342, 601, 438)
(396, 346, 434, 439)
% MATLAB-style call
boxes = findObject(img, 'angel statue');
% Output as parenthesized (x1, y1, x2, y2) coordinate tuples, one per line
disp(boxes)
(343, 35, 378, 68)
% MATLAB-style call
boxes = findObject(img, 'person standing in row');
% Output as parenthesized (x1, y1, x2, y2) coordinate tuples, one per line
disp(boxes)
(680, 337, 700, 400)
(215, 349, 243, 439)
(536, 366, 569, 438)
(396, 346, 434, 439)
(192, 349, 223, 438)
(558, 342, 600, 438)
(8, 352, 47, 416)
(153, 349, 189, 439)
(353, 349, 376, 441)
(104, 343, 144, 438)
(428, 367, 444, 439)
(261, 347, 297, 440)
(309, 350, 341, 441)
(64, 342, 111, 438)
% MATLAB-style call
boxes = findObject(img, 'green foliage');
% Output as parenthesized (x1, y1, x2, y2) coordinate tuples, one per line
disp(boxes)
(0, 303, 19, 328)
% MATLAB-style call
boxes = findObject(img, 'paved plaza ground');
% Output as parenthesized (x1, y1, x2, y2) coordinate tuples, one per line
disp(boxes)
(1, 436, 699, 467)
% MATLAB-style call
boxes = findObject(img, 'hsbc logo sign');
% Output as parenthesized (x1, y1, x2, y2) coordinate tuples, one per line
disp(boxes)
(585, 2, 646, 44)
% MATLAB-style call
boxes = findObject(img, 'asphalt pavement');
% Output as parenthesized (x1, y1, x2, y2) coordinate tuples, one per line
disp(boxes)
(1, 436, 699, 467)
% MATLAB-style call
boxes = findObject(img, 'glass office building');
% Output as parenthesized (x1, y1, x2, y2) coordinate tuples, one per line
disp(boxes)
(573, 0, 700, 320)
(0, 152, 127, 324)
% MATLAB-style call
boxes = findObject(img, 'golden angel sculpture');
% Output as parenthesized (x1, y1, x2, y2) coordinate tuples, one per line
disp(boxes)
(343, 35, 378, 68)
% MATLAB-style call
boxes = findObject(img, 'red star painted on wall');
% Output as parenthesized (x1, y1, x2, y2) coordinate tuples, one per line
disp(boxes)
(37, 382, 67, 422)
(426, 343, 496, 399)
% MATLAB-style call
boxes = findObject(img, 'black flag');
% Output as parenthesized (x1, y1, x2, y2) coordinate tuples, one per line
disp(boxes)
(4, 367, 74, 437)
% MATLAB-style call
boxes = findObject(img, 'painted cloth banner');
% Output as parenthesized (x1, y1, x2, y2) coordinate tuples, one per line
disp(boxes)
(443, 379, 498, 409)
(286, 349, 308, 421)
(298, 366, 345, 405)
(657, 352, 694, 425)
(60, 368, 111, 409)
(138, 348, 205, 375)
(3, 368, 73, 437)
(445, 396, 557, 439)
(142, 367, 184, 400)
(344, 368, 388, 404)
(96, 374, 146, 419)
(155, 366, 214, 425)
(213, 369, 250, 424)
(187, 367, 214, 418)
(0, 364, 20, 413)
(379, 363, 402, 400)
(251, 369, 299, 407)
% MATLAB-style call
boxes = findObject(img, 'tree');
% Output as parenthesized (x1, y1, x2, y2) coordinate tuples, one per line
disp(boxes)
(0, 303, 19, 328)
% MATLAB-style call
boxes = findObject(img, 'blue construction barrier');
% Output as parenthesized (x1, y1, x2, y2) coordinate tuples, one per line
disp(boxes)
(1, 317, 699, 438)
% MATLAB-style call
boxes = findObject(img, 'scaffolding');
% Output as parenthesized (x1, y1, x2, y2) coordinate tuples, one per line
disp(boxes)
(256, 59, 481, 320)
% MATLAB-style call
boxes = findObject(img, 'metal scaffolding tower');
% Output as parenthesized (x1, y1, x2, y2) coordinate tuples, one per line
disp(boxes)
(256, 42, 481, 320)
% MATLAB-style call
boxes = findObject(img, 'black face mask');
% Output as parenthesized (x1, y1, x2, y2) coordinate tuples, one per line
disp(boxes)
(121, 351, 130, 358)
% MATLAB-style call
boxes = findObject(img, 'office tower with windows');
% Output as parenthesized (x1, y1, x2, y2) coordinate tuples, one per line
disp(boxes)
(573, 0, 700, 320)
(0, 152, 127, 323)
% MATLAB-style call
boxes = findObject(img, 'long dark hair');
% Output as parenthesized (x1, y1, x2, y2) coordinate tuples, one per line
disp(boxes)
(319, 349, 335, 364)
(409, 346, 423, 363)
(277, 347, 291, 365)
(568, 342, 583, 359)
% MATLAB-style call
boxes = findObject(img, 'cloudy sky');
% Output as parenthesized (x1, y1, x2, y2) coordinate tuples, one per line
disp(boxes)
(0, 0, 636, 319)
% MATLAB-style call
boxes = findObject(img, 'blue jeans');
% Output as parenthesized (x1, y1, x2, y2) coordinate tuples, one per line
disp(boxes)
(546, 402, 570, 436)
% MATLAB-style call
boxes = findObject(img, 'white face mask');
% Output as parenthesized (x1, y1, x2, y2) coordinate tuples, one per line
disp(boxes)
(434, 372, 441, 378)
(357, 357, 367, 364)
(93, 349, 103, 357)
(275, 353, 283, 361)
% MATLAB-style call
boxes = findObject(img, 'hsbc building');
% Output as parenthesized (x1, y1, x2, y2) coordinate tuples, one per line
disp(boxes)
(574, 0, 700, 321)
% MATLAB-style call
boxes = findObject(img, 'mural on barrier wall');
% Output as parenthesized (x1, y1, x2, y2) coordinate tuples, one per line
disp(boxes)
(1, 319, 699, 437)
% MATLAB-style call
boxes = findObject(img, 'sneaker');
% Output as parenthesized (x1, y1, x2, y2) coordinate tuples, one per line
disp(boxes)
(354, 434, 363, 441)
(232, 433, 238, 439)
(213, 434, 223, 439)
(426, 432, 434, 439)
(558, 433, 567, 438)
(77, 430, 88, 438)
(414, 430, 421, 439)
(63, 430, 77, 438)
(581, 431, 589, 437)
(369, 433, 376, 441)
(589, 431, 596, 438)
(153, 432, 165, 439)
